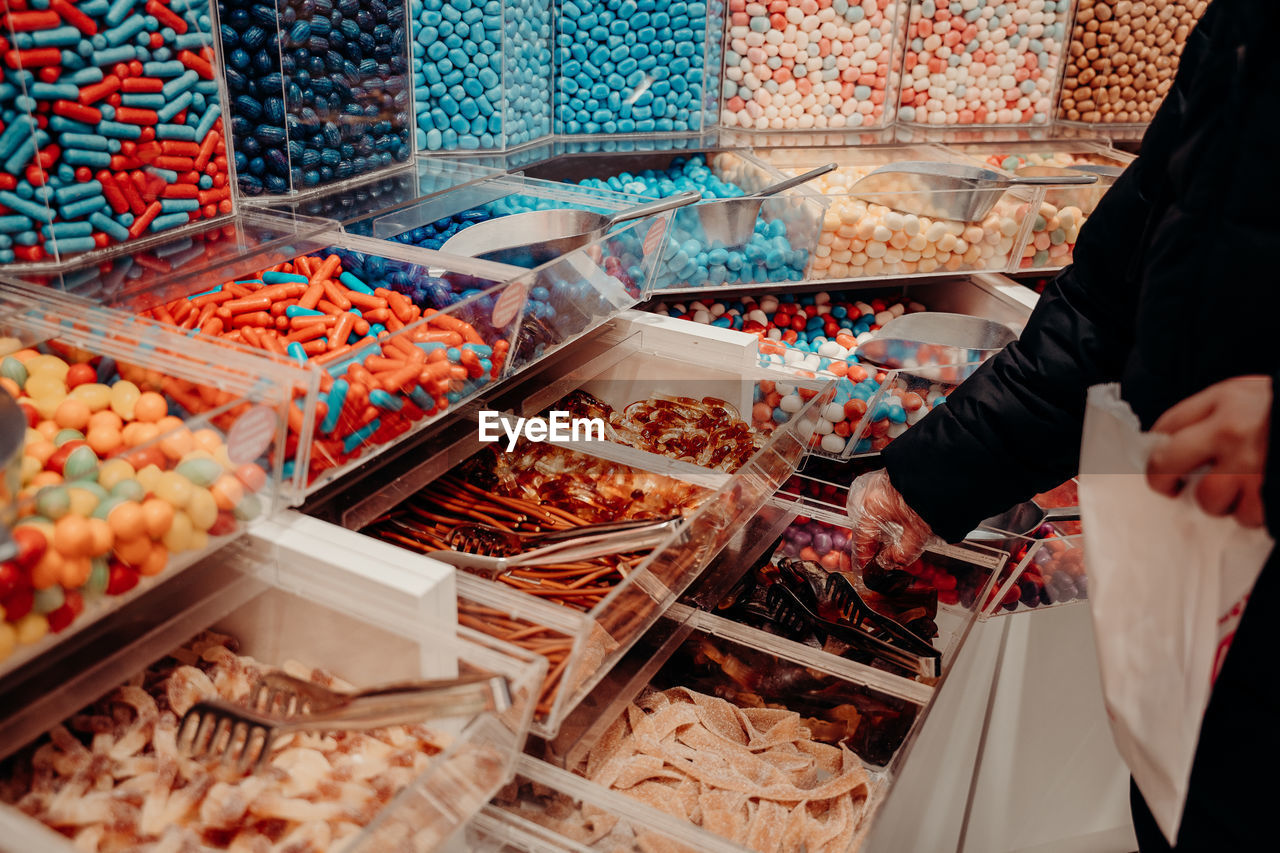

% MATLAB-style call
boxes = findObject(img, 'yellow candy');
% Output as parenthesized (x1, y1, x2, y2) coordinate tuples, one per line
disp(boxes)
(109, 380, 141, 420)
(155, 471, 192, 508)
(135, 464, 164, 494)
(186, 488, 218, 531)
(24, 354, 69, 379)
(96, 458, 136, 491)
(16, 612, 48, 645)
(161, 509, 194, 552)
(20, 455, 40, 484)
(187, 529, 209, 552)
(67, 487, 99, 517)
(0, 622, 15, 661)
(69, 382, 113, 412)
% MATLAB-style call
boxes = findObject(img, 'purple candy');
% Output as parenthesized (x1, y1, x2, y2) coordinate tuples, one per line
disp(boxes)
(790, 529, 813, 547)
(812, 532, 833, 554)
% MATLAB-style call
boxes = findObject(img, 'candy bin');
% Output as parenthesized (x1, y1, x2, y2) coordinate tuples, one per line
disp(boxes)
(981, 515, 1084, 615)
(0, 294, 292, 679)
(410, 0, 554, 152)
(522, 150, 826, 292)
(0, 532, 546, 852)
(1057, 0, 1208, 127)
(753, 145, 1035, 281)
(215, 0, 413, 198)
(0, 0, 233, 265)
(897, 0, 1076, 130)
(720, 0, 911, 133)
(358, 332, 830, 736)
(552, 0, 720, 138)
(949, 140, 1133, 271)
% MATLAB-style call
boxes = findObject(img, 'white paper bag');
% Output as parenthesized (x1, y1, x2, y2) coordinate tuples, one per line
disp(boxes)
(1079, 384, 1273, 843)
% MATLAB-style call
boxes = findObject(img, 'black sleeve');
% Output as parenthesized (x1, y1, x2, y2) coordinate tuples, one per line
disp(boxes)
(882, 169, 1144, 542)
(881, 1, 1230, 542)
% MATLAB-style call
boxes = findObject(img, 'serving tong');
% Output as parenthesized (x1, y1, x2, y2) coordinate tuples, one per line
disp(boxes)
(423, 515, 683, 577)
(177, 671, 511, 774)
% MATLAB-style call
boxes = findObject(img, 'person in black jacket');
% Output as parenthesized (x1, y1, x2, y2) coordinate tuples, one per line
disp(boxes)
(845, 1, 1280, 850)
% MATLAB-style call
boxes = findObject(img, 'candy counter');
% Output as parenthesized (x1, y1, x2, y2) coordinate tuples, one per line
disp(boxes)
(0, 529, 546, 852)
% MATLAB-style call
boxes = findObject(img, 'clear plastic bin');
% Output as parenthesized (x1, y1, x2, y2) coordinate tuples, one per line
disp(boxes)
(215, 0, 414, 198)
(948, 140, 1133, 272)
(752, 145, 1036, 282)
(0, 295, 292, 681)
(359, 336, 832, 737)
(1057, 0, 1208, 128)
(3, 212, 650, 500)
(980, 518, 1085, 616)
(898, 0, 1076, 130)
(410, 0, 555, 152)
(520, 149, 827, 293)
(553, 0, 721, 138)
(0, 533, 545, 852)
(720, 0, 911, 134)
(0, 0, 233, 266)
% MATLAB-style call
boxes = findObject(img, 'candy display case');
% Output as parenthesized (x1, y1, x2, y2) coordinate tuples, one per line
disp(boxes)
(0, 0, 232, 266)
(215, 0, 414, 198)
(345, 327, 835, 737)
(553, 0, 722, 139)
(410, 0, 555, 153)
(720, 0, 912, 135)
(522, 149, 827, 293)
(3, 211, 656, 501)
(752, 145, 1037, 282)
(979, 516, 1084, 616)
(1056, 0, 1209, 128)
(0, 530, 546, 852)
(948, 139, 1133, 271)
(897, 0, 1077, 131)
(0, 294, 293, 681)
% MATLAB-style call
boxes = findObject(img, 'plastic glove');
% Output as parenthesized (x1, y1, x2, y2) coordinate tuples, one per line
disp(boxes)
(846, 469, 939, 571)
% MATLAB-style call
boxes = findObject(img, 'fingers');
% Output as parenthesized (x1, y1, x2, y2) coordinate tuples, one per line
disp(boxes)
(851, 516, 885, 567)
(882, 517, 931, 568)
(1193, 474, 1243, 518)
(1151, 388, 1219, 435)
(1146, 419, 1219, 495)
(1234, 480, 1267, 528)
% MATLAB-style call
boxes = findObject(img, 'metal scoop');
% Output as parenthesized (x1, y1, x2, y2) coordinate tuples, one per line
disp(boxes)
(968, 501, 1080, 543)
(693, 162, 837, 245)
(850, 161, 1097, 221)
(855, 312, 1018, 376)
(439, 191, 701, 267)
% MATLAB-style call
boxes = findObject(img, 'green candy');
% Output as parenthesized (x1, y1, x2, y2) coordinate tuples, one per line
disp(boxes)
(35, 485, 70, 520)
(54, 429, 85, 447)
(63, 445, 99, 481)
(91, 496, 124, 521)
(233, 492, 262, 522)
(33, 586, 65, 615)
(0, 356, 27, 387)
(83, 558, 110, 598)
(110, 478, 146, 502)
(176, 457, 221, 488)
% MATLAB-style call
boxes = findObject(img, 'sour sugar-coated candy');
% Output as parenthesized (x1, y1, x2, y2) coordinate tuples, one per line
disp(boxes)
(555, 0, 709, 135)
(721, 0, 908, 131)
(0, 0, 232, 264)
(217, 0, 412, 195)
(411, 0, 553, 151)
(898, 0, 1071, 126)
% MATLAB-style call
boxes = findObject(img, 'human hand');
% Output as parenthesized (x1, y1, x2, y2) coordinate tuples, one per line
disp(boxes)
(1146, 376, 1271, 528)
(846, 469, 938, 570)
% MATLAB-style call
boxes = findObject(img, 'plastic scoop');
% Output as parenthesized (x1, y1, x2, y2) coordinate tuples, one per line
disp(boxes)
(849, 160, 1097, 221)
(693, 163, 837, 246)
(439, 191, 701, 267)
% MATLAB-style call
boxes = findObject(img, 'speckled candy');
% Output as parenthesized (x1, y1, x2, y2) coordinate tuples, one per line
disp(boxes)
(721, 0, 908, 131)
(898, 0, 1070, 126)
(555, 0, 709, 135)
(217, 0, 411, 196)
(411, 0, 553, 151)
(0, 0, 232, 264)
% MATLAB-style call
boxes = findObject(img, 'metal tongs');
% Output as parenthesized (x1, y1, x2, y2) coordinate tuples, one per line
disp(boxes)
(178, 671, 512, 773)
(425, 516, 683, 576)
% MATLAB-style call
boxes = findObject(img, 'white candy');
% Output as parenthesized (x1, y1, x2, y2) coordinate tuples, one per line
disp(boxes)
(780, 393, 804, 414)
(821, 433, 847, 454)
(822, 402, 846, 423)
